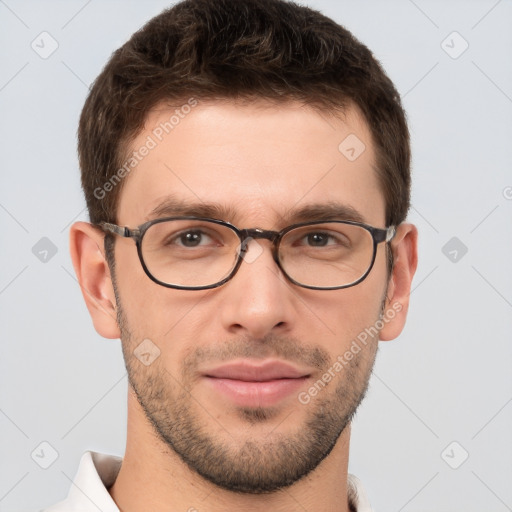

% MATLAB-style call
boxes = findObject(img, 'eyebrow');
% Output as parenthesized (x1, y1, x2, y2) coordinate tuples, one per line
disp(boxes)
(147, 196, 239, 221)
(146, 196, 367, 226)
(281, 202, 366, 224)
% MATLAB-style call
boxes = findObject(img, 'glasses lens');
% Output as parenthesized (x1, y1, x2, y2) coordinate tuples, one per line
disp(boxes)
(141, 220, 240, 287)
(279, 222, 374, 288)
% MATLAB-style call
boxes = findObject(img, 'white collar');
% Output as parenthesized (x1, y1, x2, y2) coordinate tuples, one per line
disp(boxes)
(43, 451, 373, 512)
(43, 452, 121, 512)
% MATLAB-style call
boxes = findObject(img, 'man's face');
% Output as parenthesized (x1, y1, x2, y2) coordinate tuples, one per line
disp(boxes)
(112, 100, 389, 493)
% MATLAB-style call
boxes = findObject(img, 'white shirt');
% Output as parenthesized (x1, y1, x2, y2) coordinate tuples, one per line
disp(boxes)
(42, 451, 373, 512)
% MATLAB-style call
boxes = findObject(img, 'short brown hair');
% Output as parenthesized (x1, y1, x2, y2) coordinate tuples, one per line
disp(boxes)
(79, 0, 410, 230)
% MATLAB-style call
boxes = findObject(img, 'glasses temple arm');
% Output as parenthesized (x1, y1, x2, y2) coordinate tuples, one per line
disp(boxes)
(99, 221, 129, 237)
(385, 225, 396, 243)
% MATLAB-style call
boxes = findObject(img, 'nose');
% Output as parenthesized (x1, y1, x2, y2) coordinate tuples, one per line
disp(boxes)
(219, 238, 295, 339)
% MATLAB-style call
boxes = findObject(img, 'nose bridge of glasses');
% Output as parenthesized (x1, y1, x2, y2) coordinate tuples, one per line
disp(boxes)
(239, 228, 280, 249)
(240, 228, 279, 261)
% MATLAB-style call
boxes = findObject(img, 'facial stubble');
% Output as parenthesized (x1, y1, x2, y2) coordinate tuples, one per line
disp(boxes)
(113, 279, 383, 494)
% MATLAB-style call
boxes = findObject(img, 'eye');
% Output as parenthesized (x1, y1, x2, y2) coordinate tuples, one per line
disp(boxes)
(297, 230, 350, 248)
(304, 232, 334, 247)
(173, 230, 214, 247)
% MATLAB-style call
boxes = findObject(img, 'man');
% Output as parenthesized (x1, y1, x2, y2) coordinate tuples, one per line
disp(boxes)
(46, 0, 417, 510)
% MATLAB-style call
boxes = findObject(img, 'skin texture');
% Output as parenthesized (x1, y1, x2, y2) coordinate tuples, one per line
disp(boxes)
(70, 100, 418, 512)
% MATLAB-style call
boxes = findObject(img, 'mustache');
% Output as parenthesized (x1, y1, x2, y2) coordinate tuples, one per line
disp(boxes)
(182, 334, 331, 375)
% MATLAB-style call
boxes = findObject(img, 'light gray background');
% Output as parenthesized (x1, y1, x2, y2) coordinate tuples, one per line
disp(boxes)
(1, 0, 511, 510)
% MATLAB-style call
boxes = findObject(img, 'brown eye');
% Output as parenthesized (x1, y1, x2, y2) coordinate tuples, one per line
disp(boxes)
(179, 231, 204, 247)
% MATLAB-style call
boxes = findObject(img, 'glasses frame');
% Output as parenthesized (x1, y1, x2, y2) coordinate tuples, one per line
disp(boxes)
(99, 216, 396, 291)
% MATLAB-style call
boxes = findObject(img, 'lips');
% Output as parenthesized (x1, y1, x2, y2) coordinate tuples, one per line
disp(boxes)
(202, 360, 312, 407)
(203, 360, 311, 382)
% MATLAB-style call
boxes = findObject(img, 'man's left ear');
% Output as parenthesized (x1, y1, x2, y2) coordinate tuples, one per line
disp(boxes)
(379, 223, 418, 341)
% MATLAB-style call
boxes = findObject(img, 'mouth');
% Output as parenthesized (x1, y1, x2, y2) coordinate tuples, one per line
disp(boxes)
(202, 359, 312, 407)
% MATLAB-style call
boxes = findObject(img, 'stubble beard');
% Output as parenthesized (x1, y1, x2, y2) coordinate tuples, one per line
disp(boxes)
(114, 284, 382, 494)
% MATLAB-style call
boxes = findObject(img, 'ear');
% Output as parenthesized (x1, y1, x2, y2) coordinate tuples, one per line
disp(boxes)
(379, 223, 418, 341)
(69, 221, 121, 339)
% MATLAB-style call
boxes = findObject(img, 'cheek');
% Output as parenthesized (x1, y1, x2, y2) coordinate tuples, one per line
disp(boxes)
(115, 255, 215, 365)
(114, 238, 179, 318)
(308, 273, 386, 350)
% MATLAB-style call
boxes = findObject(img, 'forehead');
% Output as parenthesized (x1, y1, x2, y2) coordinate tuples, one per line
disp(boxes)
(117, 99, 386, 228)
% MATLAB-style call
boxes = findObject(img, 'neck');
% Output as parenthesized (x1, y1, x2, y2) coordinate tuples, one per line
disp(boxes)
(109, 391, 353, 512)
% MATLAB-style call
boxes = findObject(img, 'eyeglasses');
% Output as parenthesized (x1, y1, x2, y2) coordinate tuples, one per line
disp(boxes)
(99, 217, 396, 290)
